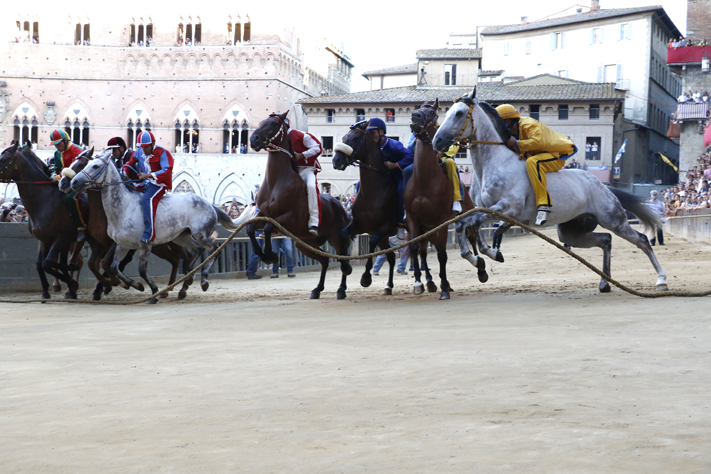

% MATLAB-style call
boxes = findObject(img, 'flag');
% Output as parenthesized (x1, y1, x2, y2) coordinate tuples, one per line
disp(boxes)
(659, 153, 678, 172)
(614, 139, 627, 163)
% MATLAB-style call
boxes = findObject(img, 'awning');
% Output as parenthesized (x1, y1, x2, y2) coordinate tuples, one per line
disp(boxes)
(675, 102, 710, 121)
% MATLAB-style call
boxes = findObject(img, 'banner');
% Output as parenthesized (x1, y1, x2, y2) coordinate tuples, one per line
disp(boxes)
(614, 139, 627, 163)
(705, 122, 711, 148)
(658, 153, 678, 172)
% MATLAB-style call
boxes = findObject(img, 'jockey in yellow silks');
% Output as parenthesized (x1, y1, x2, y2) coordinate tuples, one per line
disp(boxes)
(437, 144, 463, 213)
(496, 104, 576, 226)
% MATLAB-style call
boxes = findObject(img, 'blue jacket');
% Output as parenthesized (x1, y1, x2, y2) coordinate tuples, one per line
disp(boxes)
(380, 136, 414, 170)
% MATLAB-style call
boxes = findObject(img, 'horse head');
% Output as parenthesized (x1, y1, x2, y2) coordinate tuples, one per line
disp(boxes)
(433, 89, 476, 153)
(59, 147, 94, 193)
(69, 148, 111, 192)
(332, 119, 376, 171)
(250, 111, 289, 152)
(410, 99, 440, 140)
(0, 142, 20, 181)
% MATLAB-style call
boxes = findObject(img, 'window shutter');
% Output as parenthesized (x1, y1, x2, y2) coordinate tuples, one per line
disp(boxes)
(590, 29, 594, 44)
(618, 24, 622, 41)
(561, 32, 566, 49)
(599, 27, 603, 43)
(626, 22, 632, 40)
(597, 65, 603, 83)
(616, 63, 623, 82)
(550, 33, 556, 50)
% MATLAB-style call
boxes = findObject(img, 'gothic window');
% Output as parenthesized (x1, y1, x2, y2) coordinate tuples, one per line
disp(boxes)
(16, 20, 39, 43)
(178, 19, 201, 46)
(227, 16, 250, 44)
(130, 20, 152, 46)
(175, 121, 200, 153)
(65, 119, 88, 146)
(174, 180, 195, 194)
(74, 21, 90, 45)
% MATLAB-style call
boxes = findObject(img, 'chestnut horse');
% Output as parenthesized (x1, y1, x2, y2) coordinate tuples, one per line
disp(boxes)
(248, 111, 352, 300)
(331, 120, 401, 295)
(405, 100, 488, 300)
(0, 143, 86, 299)
(59, 151, 199, 301)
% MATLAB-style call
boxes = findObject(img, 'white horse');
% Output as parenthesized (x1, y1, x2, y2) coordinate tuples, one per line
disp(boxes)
(68, 150, 255, 302)
(433, 89, 668, 292)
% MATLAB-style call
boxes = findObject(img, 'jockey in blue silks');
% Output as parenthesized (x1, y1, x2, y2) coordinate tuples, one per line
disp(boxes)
(367, 118, 413, 240)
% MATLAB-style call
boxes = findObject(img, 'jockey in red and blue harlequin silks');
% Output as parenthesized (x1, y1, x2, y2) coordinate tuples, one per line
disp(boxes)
(122, 131, 173, 243)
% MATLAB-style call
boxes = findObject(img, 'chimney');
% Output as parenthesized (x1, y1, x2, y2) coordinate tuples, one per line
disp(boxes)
(521, 16, 528, 24)
(591, 0, 600, 12)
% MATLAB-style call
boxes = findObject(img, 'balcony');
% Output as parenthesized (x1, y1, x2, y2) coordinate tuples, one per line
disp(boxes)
(675, 102, 710, 122)
(667, 45, 710, 65)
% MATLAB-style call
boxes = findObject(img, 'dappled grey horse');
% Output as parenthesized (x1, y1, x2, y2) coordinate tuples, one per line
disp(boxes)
(432, 89, 668, 292)
(69, 150, 254, 303)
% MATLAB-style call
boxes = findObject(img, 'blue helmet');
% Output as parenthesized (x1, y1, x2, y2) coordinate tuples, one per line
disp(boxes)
(366, 117, 387, 133)
(136, 131, 155, 147)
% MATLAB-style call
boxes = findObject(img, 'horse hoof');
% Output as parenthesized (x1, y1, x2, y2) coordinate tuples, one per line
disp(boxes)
(92, 293, 102, 301)
(439, 291, 450, 300)
(136, 283, 145, 292)
(441, 281, 452, 292)
(426, 281, 438, 293)
(42, 292, 51, 300)
(495, 251, 505, 263)
(477, 271, 489, 283)
(178, 289, 187, 300)
(337, 289, 347, 300)
(52, 283, 62, 293)
(69, 280, 79, 292)
(103, 285, 113, 295)
(201, 281, 210, 292)
(146, 298, 158, 305)
(342, 263, 353, 276)
(599, 280, 611, 293)
(360, 274, 372, 288)
(310, 290, 321, 300)
(64, 291, 77, 300)
(382, 287, 392, 296)
(159, 293, 169, 299)
(122, 283, 130, 290)
(656, 284, 669, 292)
(413, 284, 424, 295)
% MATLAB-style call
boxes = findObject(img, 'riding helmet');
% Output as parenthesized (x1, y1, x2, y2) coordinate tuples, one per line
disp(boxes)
(107, 137, 127, 149)
(495, 104, 520, 120)
(366, 117, 387, 134)
(49, 129, 71, 145)
(136, 131, 156, 147)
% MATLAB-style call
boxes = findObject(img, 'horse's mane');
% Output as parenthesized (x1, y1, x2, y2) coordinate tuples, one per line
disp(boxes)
(477, 101, 512, 143)
(19, 147, 52, 178)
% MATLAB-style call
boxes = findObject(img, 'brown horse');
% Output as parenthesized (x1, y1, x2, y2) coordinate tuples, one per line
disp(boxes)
(332, 120, 400, 295)
(248, 111, 352, 299)
(0, 143, 87, 299)
(59, 152, 199, 301)
(405, 100, 488, 299)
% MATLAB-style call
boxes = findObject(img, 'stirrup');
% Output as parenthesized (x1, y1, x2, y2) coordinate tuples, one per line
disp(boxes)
(452, 201, 462, 213)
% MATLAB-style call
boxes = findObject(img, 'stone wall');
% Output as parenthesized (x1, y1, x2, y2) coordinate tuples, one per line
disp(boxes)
(687, 0, 711, 42)
(664, 212, 711, 244)
(677, 67, 711, 176)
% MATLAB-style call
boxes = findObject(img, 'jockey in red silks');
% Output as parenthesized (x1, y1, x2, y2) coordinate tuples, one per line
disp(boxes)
(122, 131, 173, 243)
(288, 127, 323, 235)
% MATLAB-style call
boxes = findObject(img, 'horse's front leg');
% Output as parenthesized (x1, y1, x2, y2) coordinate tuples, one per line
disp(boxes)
(360, 234, 380, 288)
(43, 238, 78, 299)
(35, 244, 51, 300)
(137, 241, 160, 303)
(469, 210, 507, 262)
(380, 236, 396, 296)
(262, 223, 279, 265)
(110, 245, 145, 292)
(419, 242, 437, 293)
(456, 220, 488, 283)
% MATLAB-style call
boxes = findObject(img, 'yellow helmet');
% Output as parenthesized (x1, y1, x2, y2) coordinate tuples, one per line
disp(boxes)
(496, 104, 519, 120)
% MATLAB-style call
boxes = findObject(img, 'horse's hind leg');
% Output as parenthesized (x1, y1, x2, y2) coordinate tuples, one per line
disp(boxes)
(328, 230, 352, 300)
(137, 242, 160, 304)
(557, 223, 612, 293)
(295, 241, 329, 299)
(360, 234, 380, 288)
(420, 245, 437, 293)
(409, 240, 424, 295)
(456, 221, 488, 283)
(36, 245, 51, 300)
(605, 221, 668, 291)
(382, 237, 396, 296)
(110, 246, 145, 292)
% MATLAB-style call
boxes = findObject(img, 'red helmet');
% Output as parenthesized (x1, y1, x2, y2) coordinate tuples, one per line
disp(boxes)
(107, 137, 127, 149)
(49, 129, 70, 145)
(136, 131, 156, 147)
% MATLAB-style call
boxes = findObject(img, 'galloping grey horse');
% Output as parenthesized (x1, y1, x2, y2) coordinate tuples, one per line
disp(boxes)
(433, 89, 668, 292)
(69, 150, 254, 302)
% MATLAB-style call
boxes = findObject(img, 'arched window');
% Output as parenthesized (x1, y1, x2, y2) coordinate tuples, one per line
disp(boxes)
(16, 20, 39, 44)
(175, 121, 200, 153)
(241, 123, 249, 152)
(130, 19, 152, 46)
(243, 18, 251, 43)
(223, 121, 248, 153)
(234, 22, 242, 44)
(74, 22, 90, 45)
(178, 19, 201, 46)
(64, 104, 91, 146)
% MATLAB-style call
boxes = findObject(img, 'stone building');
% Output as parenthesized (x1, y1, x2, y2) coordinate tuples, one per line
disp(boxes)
(1, 6, 353, 203)
(667, 0, 711, 178)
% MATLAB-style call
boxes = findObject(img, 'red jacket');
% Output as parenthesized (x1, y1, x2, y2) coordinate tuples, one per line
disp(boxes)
(123, 145, 174, 190)
(53, 143, 83, 176)
(288, 129, 322, 170)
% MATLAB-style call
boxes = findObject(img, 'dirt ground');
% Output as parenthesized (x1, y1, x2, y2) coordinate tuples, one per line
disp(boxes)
(1, 229, 710, 473)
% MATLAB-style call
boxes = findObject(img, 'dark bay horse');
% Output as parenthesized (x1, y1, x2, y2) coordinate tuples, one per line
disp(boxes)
(405, 100, 487, 300)
(0, 143, 86, 299)
(59, 152, 199, 301)
(332, 120, 399, 295)
(248, 111, 352, 299)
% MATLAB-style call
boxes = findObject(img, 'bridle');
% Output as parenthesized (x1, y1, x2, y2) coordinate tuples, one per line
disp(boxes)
(0, 146, 55, 185)
(263, 114, 295, 158)
(451, 97, 506, 149)
(411, 104, 439, 145)
(78, 154, 111, 187)
(343, 124, 386, 173)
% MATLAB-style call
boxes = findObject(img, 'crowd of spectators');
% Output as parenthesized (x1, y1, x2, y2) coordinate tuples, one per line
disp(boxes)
(668, 37, 708, 48)
(0, 198, 28, 223)
(129, 37, 153, 47)
(659, 132, 711, 216)
(334, 194, 355, 211)
(677, 90, 710, 104)
(224, 144, 249, 154)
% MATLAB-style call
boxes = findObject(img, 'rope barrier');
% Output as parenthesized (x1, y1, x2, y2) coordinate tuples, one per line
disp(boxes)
(1, 207, 709, 305)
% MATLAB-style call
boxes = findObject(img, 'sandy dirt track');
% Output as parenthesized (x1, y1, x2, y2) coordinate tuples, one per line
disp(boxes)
(1, 230, 710, 473)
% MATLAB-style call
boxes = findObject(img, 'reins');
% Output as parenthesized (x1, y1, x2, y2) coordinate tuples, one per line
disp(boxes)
(345, 125, 389, 174)
(263, 115, 295, 158)
(452, 98, 506, 149)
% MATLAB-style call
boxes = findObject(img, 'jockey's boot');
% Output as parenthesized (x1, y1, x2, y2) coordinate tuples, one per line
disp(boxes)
(535, 205, 551, 226)
(452, 201, 462, 213)
(76, 229, 86, 243)
(494, 221, 511, 235)
(309, 226, 318, 235)
(397, 226, 407, 241)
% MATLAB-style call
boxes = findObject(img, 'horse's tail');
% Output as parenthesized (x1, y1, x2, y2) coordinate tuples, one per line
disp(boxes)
(213, 203, 258, 231)
(609, 188, 660, 234)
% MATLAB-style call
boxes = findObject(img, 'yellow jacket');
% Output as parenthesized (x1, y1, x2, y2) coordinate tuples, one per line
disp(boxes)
(515, 117, 575, 159)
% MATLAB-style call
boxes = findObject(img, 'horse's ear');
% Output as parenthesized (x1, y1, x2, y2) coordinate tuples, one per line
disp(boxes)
(88, 146, 94, 157)
(280, 111, 289, 120)
(469, 87, 476, 99)
(10, 141, 19, 153)
(433, 98, 439, 111)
